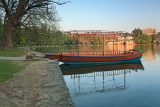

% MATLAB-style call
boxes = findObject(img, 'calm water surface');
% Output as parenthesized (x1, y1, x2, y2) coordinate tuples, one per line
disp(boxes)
(35, 45, 160, 107)
(59, 45, 160, 107)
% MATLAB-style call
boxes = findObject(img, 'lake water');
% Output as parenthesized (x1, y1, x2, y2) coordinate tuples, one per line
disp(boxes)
(35, 45, 160, 107)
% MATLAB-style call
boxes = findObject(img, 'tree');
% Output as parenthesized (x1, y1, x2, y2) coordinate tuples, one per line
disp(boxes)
(15, 23, 65, 46)
(132, 28, 142, 37)
(0, 18, 3, 41)
(0, 0, 69, 49)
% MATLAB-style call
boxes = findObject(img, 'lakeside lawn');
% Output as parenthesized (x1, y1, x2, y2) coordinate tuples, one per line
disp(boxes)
(0, 61, 23, 83)
(0, 50, 27, 57)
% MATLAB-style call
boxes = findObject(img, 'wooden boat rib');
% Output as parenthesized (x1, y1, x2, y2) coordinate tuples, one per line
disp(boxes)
(45, 50, 144, 64)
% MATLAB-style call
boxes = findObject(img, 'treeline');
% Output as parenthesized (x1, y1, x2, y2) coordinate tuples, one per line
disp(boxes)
(1, 21, 159, 47)
(0, 19, 104, 47)
(15, 24, 65, 46)
(0, 20, 78, 47)
(134, 36, 155, 44)
(132, 28, 157, 44)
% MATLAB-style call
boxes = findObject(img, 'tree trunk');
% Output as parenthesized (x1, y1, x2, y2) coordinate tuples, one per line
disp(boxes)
(3, 21, 16, 49)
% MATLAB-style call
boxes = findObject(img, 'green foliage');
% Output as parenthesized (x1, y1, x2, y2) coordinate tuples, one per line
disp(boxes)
(134, 45, 144, 50)
(93, 37, 99, 45)
(52, 30, 67, 46)
(134, 35, 153, 44)
(0, 20, 75, 47)
(0, 50, 27, 57)
(65, 38, 78, 46)
(134, 37, 142, 44)
(132, 28, 142, 37)
(146, 36, 152, 44)
(15, 24, 66, 46)
(132, 28, 154, 44)
(0, 0, 63, 49)
(91, 37, 102, 45)
(0, 61, 23, 83)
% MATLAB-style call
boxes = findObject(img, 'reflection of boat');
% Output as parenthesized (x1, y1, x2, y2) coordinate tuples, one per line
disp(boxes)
(46, 50, 143, 64)
(60, 60, 144, 75)
(63, 60, 144, 97)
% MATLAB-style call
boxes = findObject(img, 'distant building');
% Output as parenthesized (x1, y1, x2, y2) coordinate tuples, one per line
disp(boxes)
(66, 30, 134, 45)
(158, 32, 160, 36)
(142, 28, 156, 35)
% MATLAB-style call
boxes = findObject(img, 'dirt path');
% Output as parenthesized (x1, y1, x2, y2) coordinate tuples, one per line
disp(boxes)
(0, 60, 74, 107)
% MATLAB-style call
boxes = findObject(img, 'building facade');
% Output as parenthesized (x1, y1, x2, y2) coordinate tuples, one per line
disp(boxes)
(142, 28, 156, 35)
(66, 30, 134, 45)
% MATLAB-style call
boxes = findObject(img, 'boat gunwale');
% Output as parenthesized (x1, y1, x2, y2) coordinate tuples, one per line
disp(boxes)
(46, 50, 144, 58)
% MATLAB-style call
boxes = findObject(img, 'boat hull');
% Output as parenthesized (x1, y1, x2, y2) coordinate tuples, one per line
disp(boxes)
(60, 60, 144, 75)
(45, 51, 143, 64)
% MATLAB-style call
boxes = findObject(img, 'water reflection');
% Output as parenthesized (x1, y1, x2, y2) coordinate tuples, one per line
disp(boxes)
(60, 61, 144, 97)
(32, 45, 160, 106)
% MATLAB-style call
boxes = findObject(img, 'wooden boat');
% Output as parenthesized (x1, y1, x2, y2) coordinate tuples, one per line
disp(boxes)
(45, 50, 144, 64)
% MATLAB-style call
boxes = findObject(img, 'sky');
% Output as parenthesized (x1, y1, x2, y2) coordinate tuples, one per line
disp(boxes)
(56, 0, 160, 33)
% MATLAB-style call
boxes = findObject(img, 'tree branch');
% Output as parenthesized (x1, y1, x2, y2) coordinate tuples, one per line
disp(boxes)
(10, 0, 18, 9)
(26, 0, 70, 12)
(52, 1, 70, 5)
(1, 0, 10, 14)
(26, 1, 50, 12)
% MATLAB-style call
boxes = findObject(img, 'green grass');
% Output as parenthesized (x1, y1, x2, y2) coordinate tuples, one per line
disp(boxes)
(0, 50, 27, 57)
(0, 61, 23, 83)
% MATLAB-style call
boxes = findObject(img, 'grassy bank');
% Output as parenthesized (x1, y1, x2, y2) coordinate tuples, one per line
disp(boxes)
(0, 61, 23, 83)
(0, 50, 27, 57)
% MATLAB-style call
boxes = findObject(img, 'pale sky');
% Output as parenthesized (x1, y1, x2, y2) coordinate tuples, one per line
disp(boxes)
(56, 0, 160, 33)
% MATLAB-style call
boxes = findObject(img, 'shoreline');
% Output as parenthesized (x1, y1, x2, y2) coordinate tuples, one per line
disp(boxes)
(0, 60, 75, 107)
